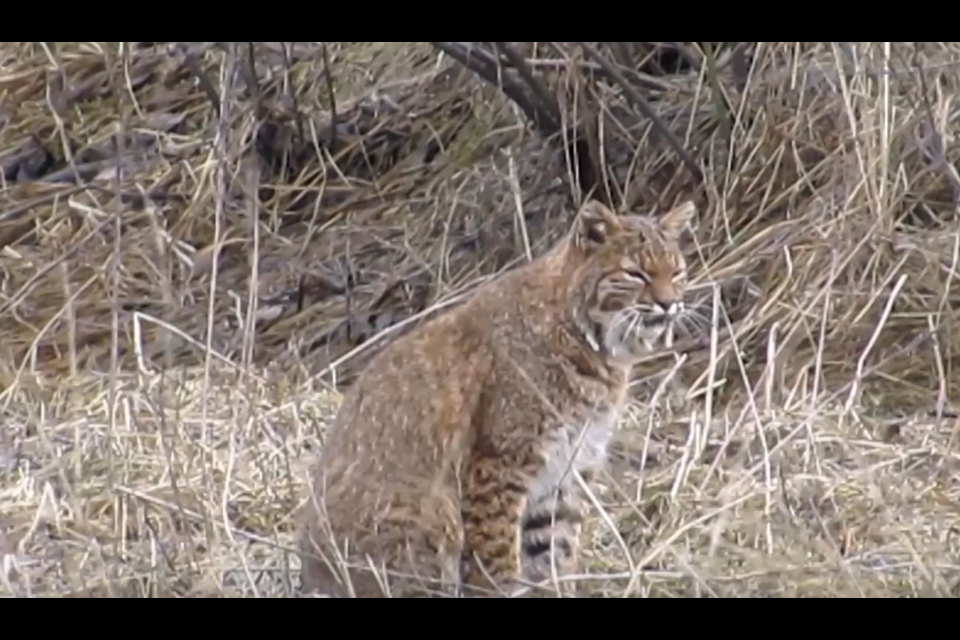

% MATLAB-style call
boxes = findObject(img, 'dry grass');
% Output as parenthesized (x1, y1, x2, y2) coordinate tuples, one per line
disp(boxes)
(1, 42, 959, 598)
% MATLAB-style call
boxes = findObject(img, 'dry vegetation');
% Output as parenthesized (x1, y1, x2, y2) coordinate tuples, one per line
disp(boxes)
(0, 42, 959, 598)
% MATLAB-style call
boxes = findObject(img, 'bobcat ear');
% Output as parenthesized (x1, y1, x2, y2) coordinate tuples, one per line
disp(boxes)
(575, 200, 619, 248)
(659, 200, 696, 238)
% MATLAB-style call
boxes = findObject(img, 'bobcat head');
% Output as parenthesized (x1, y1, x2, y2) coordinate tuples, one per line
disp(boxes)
(567, 199, 695, 362)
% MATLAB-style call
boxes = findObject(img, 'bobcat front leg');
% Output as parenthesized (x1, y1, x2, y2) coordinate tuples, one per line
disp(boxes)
(520, 484, 585, 595)
(460, 458, 528, 597)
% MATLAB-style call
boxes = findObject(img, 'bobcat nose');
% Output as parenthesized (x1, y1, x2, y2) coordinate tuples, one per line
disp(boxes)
(656, 300, 683, 317)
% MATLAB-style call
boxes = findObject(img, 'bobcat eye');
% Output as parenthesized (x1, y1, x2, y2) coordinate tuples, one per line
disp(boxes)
(671, 268, 686, 283)
(624, 269, 649, 283)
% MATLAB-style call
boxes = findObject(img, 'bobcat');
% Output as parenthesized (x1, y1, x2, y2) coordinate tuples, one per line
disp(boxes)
(298, 199, 695, 597)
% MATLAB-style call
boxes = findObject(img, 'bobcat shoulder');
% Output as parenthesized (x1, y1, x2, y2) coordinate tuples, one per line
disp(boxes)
(299, 199, 696, 597)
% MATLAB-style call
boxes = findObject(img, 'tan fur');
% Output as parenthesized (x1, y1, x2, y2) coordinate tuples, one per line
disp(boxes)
(298, 199, 696, 597)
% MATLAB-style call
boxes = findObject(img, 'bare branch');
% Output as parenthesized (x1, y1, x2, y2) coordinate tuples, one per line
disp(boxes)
(321, 42, 339, 151)
(492, 42, 561, 132)
(430, 42, 560, 137)
(611, 42, 634, 69)
(576, 41, 702, 183)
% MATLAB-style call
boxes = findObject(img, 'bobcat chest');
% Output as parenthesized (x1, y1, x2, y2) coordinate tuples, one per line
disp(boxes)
(527, 404, 620, 504)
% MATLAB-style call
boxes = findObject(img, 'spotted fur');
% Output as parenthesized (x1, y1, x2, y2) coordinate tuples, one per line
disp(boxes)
(298, 199, 696, 597)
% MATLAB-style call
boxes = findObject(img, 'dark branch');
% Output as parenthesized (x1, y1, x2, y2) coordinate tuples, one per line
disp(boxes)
(321, 42, 339, 151)
(492, 42, 561, 132)
(576, 41, 702, 183)
(430, 42, 560, 137)
(611, 42, 634, 69)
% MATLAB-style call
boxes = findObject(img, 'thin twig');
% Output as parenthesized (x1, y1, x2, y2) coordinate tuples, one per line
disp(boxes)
(108, 42, 128, 501)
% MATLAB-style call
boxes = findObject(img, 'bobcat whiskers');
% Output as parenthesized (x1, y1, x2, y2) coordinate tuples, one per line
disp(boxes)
(606, 302, 685, 357)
